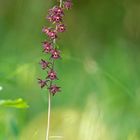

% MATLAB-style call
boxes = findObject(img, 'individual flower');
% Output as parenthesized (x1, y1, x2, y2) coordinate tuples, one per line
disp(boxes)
(47, 30, 57, 39)
(51, 49, 61, 59)
(64, 0, 72, 10)
(57, 24, 66, 32)
(47, 14, 63, 23)
(53, 6, 64, 15)
(48, 85, 61, 96)
(39, 59, 50, 70)
(47, 6, 64, 23)
(42, 41, 53, 53)
(38, 78, 47, 88)
(47, 69, 58, 80)
(52, 14, 63, 23)
(42, 27, 57, 39)
(42, 27, 49, 33)
(49, 6, 64, 17)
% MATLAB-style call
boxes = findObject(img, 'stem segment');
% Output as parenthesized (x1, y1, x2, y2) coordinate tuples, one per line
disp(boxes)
(60, 0, 63, 7)
(46, 92, 51, 140)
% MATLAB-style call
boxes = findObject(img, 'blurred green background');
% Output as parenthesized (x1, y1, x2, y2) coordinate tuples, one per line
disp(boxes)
(0, 0, 140, 139)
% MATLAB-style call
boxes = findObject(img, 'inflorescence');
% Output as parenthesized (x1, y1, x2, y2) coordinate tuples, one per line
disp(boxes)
(38, 0, 72, 96)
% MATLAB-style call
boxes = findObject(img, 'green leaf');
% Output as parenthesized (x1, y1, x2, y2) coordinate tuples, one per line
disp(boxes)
(0, 98, 29, 108)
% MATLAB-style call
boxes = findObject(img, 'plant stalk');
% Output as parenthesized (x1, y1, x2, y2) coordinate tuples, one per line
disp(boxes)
(45, 0, 62, 138)
(60, 0, 63, 7)
(46, 92, 51, 140)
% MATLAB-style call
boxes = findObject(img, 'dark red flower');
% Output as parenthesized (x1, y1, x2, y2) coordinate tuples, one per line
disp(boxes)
(52, 14, 63, 23)
(42, 41, 53, 53)
(54, 6, 64, 15)
(39, 59, 50, 70)
(51, 49, 61, 59)
(47, 6, 64, 23)
(42, 27, 49, 34)
(47, 14, 63, 23)
(64, 0, 72, 10)
(57, 24, 66, 32)
(42, 27, 57, 39)
(47, 70, 58, 80)
(49, 85, 61, 95)
(47, 30, 57, 39)
(38, 78, 47, 88)
(50, 6, 64, 16)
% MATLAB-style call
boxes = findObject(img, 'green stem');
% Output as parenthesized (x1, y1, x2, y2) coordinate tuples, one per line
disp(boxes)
(60, 0, 63, 7)
(46, 92, 51, 140)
